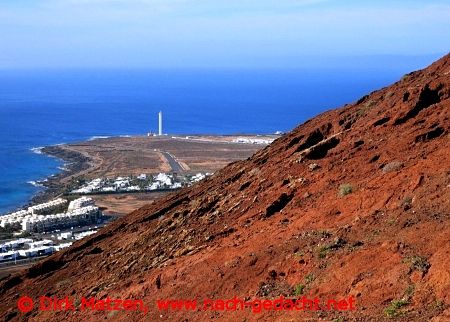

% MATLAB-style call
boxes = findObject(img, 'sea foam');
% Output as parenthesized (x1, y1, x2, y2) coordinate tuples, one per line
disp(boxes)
(30, 147, 44, 154)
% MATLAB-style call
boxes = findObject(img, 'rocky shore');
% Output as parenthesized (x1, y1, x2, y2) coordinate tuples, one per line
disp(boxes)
(29, 145, 92, 205)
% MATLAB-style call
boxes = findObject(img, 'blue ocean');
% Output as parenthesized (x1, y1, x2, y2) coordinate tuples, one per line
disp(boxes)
(0, 66, 423, 214)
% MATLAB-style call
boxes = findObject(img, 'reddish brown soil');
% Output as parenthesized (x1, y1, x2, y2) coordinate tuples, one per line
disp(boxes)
(1, 54, 449, 322)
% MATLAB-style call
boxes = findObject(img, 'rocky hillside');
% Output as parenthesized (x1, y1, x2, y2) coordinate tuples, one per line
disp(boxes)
(1, 54, 449, 322)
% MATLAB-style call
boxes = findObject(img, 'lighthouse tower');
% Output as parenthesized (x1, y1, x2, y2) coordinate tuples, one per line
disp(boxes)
(158, 111, 163, 136)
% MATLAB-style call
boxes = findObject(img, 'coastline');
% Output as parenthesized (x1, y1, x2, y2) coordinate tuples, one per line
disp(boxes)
(29, 145, 92, 206)
(0, 145, 91, 216)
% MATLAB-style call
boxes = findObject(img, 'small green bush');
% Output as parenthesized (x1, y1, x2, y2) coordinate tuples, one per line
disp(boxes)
(305, 273, 315, 284)
(293, 251, 304, 257)
(332, 318, 345, 322)
(433, 299, 444, 309)
(387, 217, 397, 225)
(318, 245, 331, 258)
(384, 299, 408, 317)
(338, 184, 353, 197)
(293, 284, 305, 296)
(410, 256, 430, 273)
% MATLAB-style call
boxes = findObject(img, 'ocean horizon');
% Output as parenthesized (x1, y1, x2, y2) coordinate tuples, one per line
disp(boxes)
(0, 65, 429, 214)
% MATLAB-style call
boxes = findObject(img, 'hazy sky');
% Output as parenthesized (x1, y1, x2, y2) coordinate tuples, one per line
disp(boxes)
(0, 0, 449, 68)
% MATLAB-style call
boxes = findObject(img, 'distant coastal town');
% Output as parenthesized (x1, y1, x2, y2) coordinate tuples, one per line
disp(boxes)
(0, 196, 106, 263)
(70, 172, 211, 195)
(0, 171, 213, 264)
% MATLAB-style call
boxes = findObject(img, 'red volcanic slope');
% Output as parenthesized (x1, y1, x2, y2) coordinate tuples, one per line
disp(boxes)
(1, 54, 450, 322)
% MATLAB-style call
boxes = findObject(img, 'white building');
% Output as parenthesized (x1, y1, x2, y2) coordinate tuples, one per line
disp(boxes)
(18, 246, 53, 257)
(74, 230, 97, 240)
(0, 238, 33, 252)
(26, 239, 53, 249)
(70, 178, 102, 194)
(232, 137, 274, 145)
(0, 251, 19, 261)
(68, 197, 95, 211)
(137, 174, 147, 180)
(191, 173, 206, 183)
(58, 232, 73, 240)
(27, 198, 67, 215)
(21, 206, 100, 232)
(155, 173, 172, 185)
(0, 199, 68, 229)
(53, 243, 73, 251)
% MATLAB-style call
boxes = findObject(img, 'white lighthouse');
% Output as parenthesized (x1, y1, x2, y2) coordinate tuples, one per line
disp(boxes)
(158, 111, 163, 136)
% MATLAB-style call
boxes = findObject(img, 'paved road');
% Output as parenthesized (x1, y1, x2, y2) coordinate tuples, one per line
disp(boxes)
(160, 151, 184, 172)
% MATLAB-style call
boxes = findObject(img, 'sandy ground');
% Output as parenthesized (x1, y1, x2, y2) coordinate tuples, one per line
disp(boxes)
(92, 192, 169, 216)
